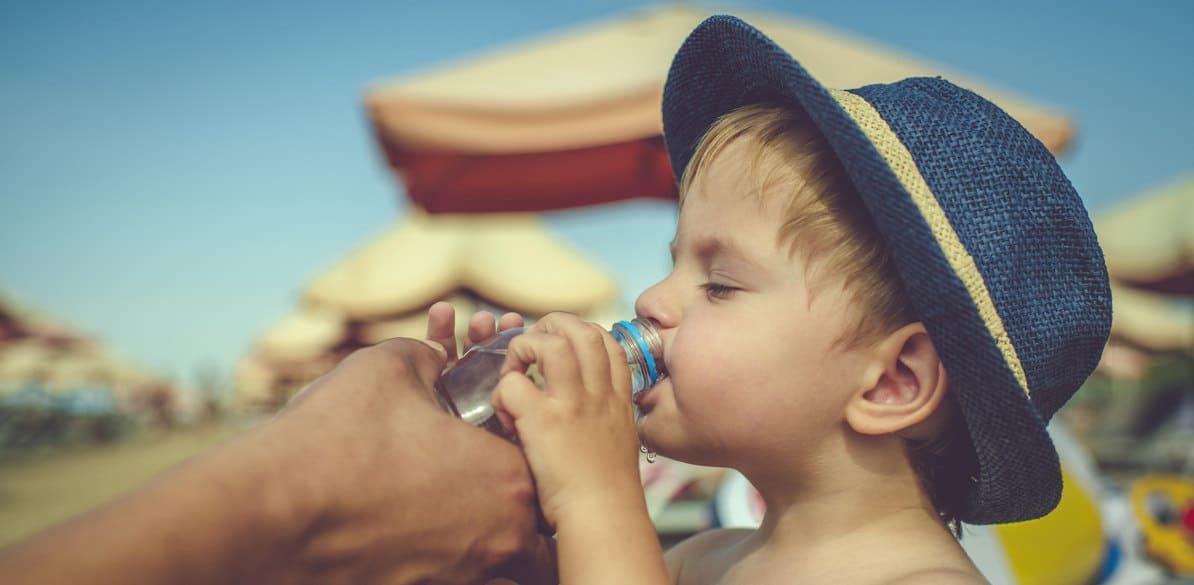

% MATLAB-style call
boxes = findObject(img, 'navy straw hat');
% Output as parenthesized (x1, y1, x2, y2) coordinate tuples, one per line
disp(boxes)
(663, 16, 1112, 524)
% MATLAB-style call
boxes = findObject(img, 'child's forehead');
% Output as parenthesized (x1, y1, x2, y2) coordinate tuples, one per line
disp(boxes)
(672, 187, 800, 265)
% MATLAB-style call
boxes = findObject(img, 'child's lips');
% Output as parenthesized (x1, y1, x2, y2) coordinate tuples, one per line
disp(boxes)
(634, 378, 664, 412)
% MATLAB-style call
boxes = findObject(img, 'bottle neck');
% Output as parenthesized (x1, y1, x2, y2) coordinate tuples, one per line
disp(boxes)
(611, 318, 665, 394)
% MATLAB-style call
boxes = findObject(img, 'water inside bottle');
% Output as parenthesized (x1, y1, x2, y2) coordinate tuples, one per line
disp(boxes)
(433, 346, 521, 442)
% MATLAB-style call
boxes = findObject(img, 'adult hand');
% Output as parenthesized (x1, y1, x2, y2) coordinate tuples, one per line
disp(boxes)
(272, 335, 553, 584)
(0, 335, 554, 585)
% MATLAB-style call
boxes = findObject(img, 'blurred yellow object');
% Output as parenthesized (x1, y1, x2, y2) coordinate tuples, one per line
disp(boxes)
(994, 465, 1106, 585)
(1130, 474, 1194, 575)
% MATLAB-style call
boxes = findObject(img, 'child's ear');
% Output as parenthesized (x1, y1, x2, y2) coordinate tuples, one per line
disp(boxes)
(845, 323, 948, 436)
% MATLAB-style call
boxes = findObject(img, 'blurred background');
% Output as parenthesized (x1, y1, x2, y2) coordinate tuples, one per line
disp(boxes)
(1, 1, 1192, 583)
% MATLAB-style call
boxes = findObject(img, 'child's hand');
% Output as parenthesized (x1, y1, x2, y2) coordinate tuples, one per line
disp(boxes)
(492, 312, 643, 530)
(425, 300, 525, 366)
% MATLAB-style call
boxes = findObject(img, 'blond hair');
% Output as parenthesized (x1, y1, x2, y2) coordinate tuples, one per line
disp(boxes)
(680, 104, 914, 348)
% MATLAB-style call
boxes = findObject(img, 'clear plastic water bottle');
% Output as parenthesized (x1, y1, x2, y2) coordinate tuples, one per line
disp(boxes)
(433, 318, 664, 442)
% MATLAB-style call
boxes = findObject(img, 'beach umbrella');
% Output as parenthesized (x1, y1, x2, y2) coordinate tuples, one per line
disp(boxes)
(0, 291, 94, 347)
(43, 351, 111, 394)
(233, 355, 278, 410)
(1109, 285, 1194, 352)
(1093, 174, 1194, 353)
(305, 211, 618, 320)
(0, 341, 59, 396)
(1096, 174, 1194, 295)
(256, 305, 348, 363)
(366, 5, 1075, 214)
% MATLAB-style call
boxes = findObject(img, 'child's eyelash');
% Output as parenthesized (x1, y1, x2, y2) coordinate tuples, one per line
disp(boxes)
(700, 282, 739, 300)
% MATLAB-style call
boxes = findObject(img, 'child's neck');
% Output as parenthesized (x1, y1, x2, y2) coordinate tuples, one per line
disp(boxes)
(741, 434, 948, 552)
(700, 436, 985, 583)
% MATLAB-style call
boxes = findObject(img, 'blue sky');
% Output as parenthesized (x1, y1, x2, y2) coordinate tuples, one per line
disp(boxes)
(2, 1, 1192, 385)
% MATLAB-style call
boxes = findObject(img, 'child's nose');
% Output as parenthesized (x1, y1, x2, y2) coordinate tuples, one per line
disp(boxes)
(634, 278, 678, 329)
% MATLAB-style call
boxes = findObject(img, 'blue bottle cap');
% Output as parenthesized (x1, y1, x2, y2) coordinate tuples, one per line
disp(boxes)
(617, 320, 659, 386)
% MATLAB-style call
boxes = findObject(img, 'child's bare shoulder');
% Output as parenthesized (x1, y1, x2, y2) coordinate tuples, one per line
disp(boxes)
(885, 567, 989, 585)
(667, 527, 752, 556)
(664, 528, 752, 578)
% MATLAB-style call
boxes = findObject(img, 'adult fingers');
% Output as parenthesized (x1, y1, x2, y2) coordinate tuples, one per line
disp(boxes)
(466, 311, 527, 354)
(426, 301, 460, 364)
(464, 311, 500, 353)
(497, 311, 525, 332)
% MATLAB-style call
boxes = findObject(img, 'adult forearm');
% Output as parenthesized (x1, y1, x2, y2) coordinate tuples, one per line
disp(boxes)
(0, 337, 551, 585)
(0, 424, 313, 585)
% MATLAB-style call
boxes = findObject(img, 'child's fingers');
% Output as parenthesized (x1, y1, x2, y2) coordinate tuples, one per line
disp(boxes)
(425, 301, 460, 364)
(492, 370, 542, 436)
(594, 322, 633, 399)
(562, 320, 615, 398)
(503, 331, 584, 398)
(529, 314, 614, 398)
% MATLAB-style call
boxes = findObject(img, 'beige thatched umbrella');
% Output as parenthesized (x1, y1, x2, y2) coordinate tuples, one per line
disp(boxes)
(43, 351, 112, 393)
(1090, 174, 1194, 354)
(0, 294, 180, 422)
(366, 5, 1074, 214)
(0, 340, 165, 410)
(233, 355, 285, 411)
(305, 211, 618, 320)
(1096, 174, 1194, 295)
(1108, 285, 1194, 353)
(39, 350, 170, 410)
(0, 341, 59, 396)
(255, 305, 349, 364)
(0, 292, 91, 348)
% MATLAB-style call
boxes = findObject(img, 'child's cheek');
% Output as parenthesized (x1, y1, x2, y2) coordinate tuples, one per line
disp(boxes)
(667, 336, 735, 408)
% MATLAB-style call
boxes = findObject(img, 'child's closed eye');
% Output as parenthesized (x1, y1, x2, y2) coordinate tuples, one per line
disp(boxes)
(700, 282, 740, 300)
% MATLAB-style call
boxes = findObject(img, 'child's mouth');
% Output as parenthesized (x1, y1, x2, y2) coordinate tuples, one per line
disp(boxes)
(634, 374, 666, 412)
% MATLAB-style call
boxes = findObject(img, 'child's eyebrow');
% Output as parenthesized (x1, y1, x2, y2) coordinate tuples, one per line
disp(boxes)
(671, 235, 756, 268)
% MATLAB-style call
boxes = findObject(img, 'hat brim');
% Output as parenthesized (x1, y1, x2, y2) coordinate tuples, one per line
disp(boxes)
(662, 15, 1062, 524)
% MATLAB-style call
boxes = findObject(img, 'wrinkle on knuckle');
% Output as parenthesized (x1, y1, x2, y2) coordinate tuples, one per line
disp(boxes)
(360, 341, 427, 381)
(577, 324, 605, 348)
(543, 335, 571, 355)
(556, 399, 583, 419)
(486, 525, 532, 569)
